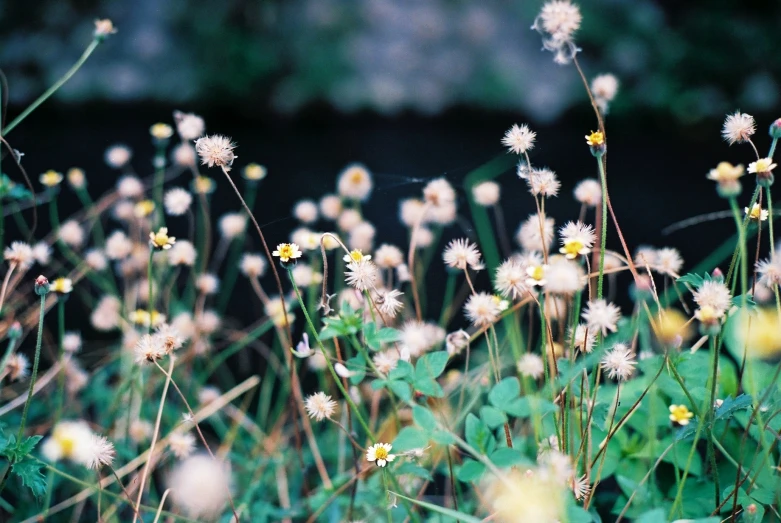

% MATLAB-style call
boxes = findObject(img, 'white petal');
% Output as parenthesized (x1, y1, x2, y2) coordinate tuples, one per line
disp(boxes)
(377, 459, 386, 467)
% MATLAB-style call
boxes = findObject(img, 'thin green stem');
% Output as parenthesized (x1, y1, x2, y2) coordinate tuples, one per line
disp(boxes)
(147, 250, 155, 334)
(707, 336, 720, 506)
(596, 154, 607, 300)
(17, 294, 47, 441)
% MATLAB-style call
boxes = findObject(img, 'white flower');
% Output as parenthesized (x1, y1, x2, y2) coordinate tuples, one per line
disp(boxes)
(517, 353, 544, 379)
(5, 353, 29, 381)
(525, 264, 548, 288)
(722, 111, 756, 145)
(293, 200, 319, 223)
(374, 244, 404, 269)
(173, 111, 206, 141)
(655, 247, 683, 277)
(348, 221, 376, 253)
(41, 420, 94, 465)
(291, 333, 313, 358)
(194, 135, 237, 171)
(134, 334, 166, 365)
(582, 299, 621, 336)
(85, 435, 115, 470)
(334, 362, 355, 378)
(745, 203, 769, 221)
(747, 157, 777, 175)
(495, 258, 531, 300)
(172, 143, 197, 167)
(168, 455, 231, 519)
(601, 342, 636, 381)
(90, 296, 121, 331)
(345, 260, 379, 291)
(105, 145, 132, 169)
(464, 292, 501, 327)
(559, 221, 596, 259)
(472, 181, 500, 206)
(304, 392, 337, 422)
(116, 175, 143, 198)
(445, 330, 470, 356)
(63, 332, 82, 353)
(196, 273, 220, 295)
(105, 231, 133, 260)
(591, 74, 619, 104)
(366, 442, 396, 467)
(58, 220, 85, 248)
(569, 324, 596, 353)
(535, 0, 582, 42)
(574, 178, 602, 207)
(4, 242, 34, 269)
(319, 194, 342, 220)
(168, 240, 197, 267)
(517, 213, 555, 252)
(164, 187, 193, 216)
(375, 288, 404, 318)
(219, 213, 247, 239)
(545, 256, 586, 295)
(571, 474, 591, 501)
(156, 324, 184, 354)
(32, 242, 51, 266)
(240, 253, 266, 278)
(756, 256, 781, 287)
(169, 431, 197, 459)
(443, 238, 483, 270)
(692, 280, 732, 316)
(337, 164, 373, 201)
(373, 351, 399, 375)
(502, 124, 536, 155)
(526, 169, 560, 198)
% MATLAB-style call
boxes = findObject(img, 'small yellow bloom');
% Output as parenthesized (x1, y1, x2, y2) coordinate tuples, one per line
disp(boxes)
(585, 131, 604, 147)
(747, 157, 777, 175)
(707, 162, 744, 183)
(149, 227, 176, 250)
(560, 239, 587, 259)
(149, 123, 174, 140)
(669, 404, 694, 425)
(134, 200, 156, 218)
(343, 249, 370, 263)
(745, 203, 769, 222)
(694, 305, 723, 325)
(273, 243, 302, 263)
(51, 277, 73, 294)
(525, 264, 548, 287)
(243, 163, 267, 181)
(130, 309, 166, 327)
(39, 170, 64, 188)
(193, 176, 216, 195)
(67, 168, 86, 189)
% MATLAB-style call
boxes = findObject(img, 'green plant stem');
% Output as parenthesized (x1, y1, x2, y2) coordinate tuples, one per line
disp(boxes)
(17, 294, 47, 441)
(728, 197, 749, 302)
(706, 336, 720, 506)
(153, 144, 166, 227)
(287, 268, 374, 441)
(4, 39, 101, 135)
(596, 154, 607, 300)
(147, 250, 155, 334)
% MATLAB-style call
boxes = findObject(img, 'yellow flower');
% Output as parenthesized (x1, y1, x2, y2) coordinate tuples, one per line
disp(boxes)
(134, 200, 156, 218)
(342, 249, 371, 263)
(747, 157, 777, 175)
(654, 308, 695, 345)
(525, 264, 548, 287)
(243, 163, 267, 181)
(193, 176, 215, 195)
(745, 203, 769, 222)
(130, 309, 166, 327)
(669, 404, 694, 425)
(560, 239, 586, 259)
(51, 277, 73, 294)
(149, 123, 174, 140)
(39, 170, 64, 188)
(272, 243, 302, 263)
(585, 131, 604, 147)
(67, 168, 86, 189)
(149, 227, 176, 250)
(707, 162, 744, 183)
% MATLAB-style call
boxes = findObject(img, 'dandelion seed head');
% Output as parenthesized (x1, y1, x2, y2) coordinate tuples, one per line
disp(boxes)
(722, 111, 756, 145)
(305, 392, 338, 422)
(194, 134, 237, 171)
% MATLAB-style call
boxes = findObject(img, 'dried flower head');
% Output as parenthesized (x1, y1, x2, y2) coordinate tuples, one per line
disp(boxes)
(464, 292, 501, 327)
(86, 435, 115, 470)
(495, 257, 531, 300)
(443, 238, 483, 270)
(472, 181, 501, 206)
(601, 342, 636, 381)
(164, 187, 193, 216)
(173, 111, 206, 141)
(517, 353, 544, 379)
(305, 392, 338, 422)
(337, 164, 373, 201)
(194, 135, 237, 171)
(527, 169, 561, 198)
(574, 178, 602, 207)
(582, 299, 621, 336)
(502, 124, 536, 155)
(4, 241, 34, 269)
(722, 111, 756, 145)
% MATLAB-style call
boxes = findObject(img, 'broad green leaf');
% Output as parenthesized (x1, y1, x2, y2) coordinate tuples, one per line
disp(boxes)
(345, 354, 366, 385)
(504, 396, 557, 418)
(431, 430, 456, 445)
(389, 361, 413, 380)
(479, 406, 507, 429)
(414, 351, 449, 382)
(714, 394, 753, 420)
(488, 377, 520, 410)
(396, 462, 432, 480)
(414, 378, 444, 398)
(413, 405, 437, 433)
(676, 273, 706, 287)
(465, 413, 492, 454)
(387, 381, 412, 402)
(456, 459, 486, 483)
(11, 459, 46, 499)
(634, 508, 666, 523)
(489, 447, 524, 467)
(392, 427, 429, 452)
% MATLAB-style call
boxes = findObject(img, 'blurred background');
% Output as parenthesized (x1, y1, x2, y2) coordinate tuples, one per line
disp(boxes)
(1, 0, 780, 313)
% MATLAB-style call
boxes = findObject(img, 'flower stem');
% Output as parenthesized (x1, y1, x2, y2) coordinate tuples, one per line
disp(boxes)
(596, 154, 608, 300)
(16, 293, 47, 441)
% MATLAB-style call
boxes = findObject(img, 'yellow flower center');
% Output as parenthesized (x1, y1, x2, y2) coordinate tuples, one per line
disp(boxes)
(54, 432, 76, 458)
(244, 163, 266, 180)
(669, 405, 693, 424)
(586, 131, 604, 146)
(41, 170, 63, 187)
(562, 240, 584, 258)
(374, 447, 388, 460)
(278, 245, 294, 260)
(135, 200, 156, 218)
(755, 159, 772, 172)
(51, 278, 72, 293)
(349, 250, 364, 262)
(150, 123, 173, 140)
(194, 176, 214, 194)
(530, 266, 545, 281)
(350, 170, 365, 184)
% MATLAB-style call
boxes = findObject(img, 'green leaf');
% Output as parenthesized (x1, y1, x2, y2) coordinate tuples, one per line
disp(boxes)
(715, 394, 753, 420)
(414, 351, 449, 382)
(503, 396, 557, 418)
(396, 462, 432, 480)
(456, 459, 486, 482)
(364, 324, 402, 350)
(389, 361, 413, 380)
(412, 405, 437, 433)
(392, 427, 429, 452)
(488, 377, 520, 410)
(431, 430, 456, 445)
(11, 459, 46, 499)
(370, 379, 387, 391)
(345, 354, 366, 385)
(387, 380, 412, 402)
(465, 413, 492, 454)
(748, 487, 775, 504)
(479, 406, 507, 429)
(676, 273, 706, 287)
(413, 378, 444, 398)
(489, 448, 525, 467)
(635, 508, 667, 523)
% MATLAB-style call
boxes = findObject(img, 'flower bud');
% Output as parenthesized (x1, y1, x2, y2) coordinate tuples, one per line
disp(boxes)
(769, 118, 781, 139)
(34, 275, 50, 296)
(7, 322, 22, 340)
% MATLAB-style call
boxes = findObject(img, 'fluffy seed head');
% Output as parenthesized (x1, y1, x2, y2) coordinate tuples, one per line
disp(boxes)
(164, 187, 193, 216)
(443, 238, 483, 270)
(464, 292, 501, 327)
(305, 392, 338, 422)
(194, 135, 237, 171)
(601, 342, 636, 381)
(502, 124, 536, 155)
(722, 112, 756, 145)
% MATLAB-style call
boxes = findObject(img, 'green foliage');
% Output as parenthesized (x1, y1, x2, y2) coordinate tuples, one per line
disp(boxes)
(363, 322, 401, 350)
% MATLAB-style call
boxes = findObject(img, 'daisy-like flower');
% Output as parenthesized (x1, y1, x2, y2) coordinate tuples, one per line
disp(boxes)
(244, 163, 267, 181)
(39, 170, 64, 188)
(707, 162, 745, 184)
(502, 124, 536, 155)
(756, 256, 781, 287)
(692, 280, 732, 316)
(375, 288, 404, 318)
(304, 392, 338, 422)
(559, 221, 595, 259)
(464, 292, 501, 327)
(345, 260, 379, 291)
(669, 404, 694, 426)
(600, 342, 636, 381)
(272, 243, 302, 263)
(366, 442, 396, 467)
(722, 111, 756, 145)
(85, 435, 115, 470)
(343, 249, 371, 264)
(747, 204, 769, 222)
(194, 134, 237, 171)
(164, 187, 193, 216)
(747, 157, 777, 175)
(582, 299, 621, 336)
(472, 181, 500, 206)
(4, 241, 35, 269)
(527, 169, 561, 198)
(585, 131, 605, 147)
(568, 324, 596, 353)
(517, 353, 544, 379)
(526, 264, 548, 287)
(337, 164, 373, 201)
(150, 123, 174, 141)
(50, 277, 73, 294)
(443, 238, 483, 270)
(573, 179, 601, 207)
(134, 200, 156, 218)
(495, 258, 530, 300)
(150, 227, 176, 250)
